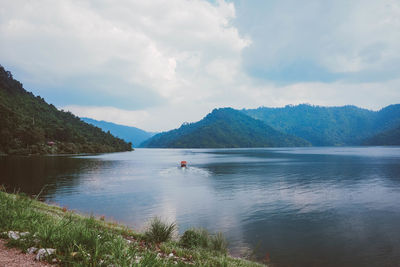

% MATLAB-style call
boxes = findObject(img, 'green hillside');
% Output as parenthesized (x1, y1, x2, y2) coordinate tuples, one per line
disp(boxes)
(0, 65, 132, 155)
(363, 125, 400, 146)
(373, 104, 400, 132)
(242, 104, 400, 146)
(141, 108, 310, 148)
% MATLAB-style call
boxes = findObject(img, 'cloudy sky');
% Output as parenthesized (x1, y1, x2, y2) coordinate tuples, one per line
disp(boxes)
(1, 0, 400, 131)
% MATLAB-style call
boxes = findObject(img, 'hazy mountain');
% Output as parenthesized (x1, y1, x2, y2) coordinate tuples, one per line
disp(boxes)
(81, 118, 155, 147)
(0, 65, 132, 155)
(363, 125, 400, 146)
(373, 104, 400, 132)
(140, 108, 310, 148)
(242, 104, 400, 146)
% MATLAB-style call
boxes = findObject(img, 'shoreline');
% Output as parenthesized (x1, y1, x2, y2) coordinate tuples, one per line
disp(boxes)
(0, 190, 265, 266)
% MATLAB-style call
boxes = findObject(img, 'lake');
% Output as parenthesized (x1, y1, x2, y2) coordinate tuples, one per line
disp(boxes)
(1, 147, 400, 266)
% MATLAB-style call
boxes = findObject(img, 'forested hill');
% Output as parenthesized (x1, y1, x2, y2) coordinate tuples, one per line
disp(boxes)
(81, 118, 155, 147)
(0, 65, 132, 155)
(363, 125, 400, 146)
(140, 108, 310, 148)
(242, 104, 400, 146)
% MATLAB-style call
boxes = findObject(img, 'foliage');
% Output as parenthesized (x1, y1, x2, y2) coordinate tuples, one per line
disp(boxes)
(144, 217, 177, 243)
(0, 65, 132, 155)
(180, 228, 227, 254)
(242, 104, 400, 146)
(180, 228, 210, 249)
(0, 190, 264, 266)
(141, 108, 310, 148)
(363, 125, 400, 145)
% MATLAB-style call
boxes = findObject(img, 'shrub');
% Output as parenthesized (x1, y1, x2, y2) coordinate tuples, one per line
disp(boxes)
(180, 229, 201, 248)
(180, 228, 227, 253)
(180, 228, 209, 249)
(144, 217, 176, 243)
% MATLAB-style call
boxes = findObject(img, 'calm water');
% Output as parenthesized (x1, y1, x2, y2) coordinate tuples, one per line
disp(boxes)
(1, 147, 400, 266)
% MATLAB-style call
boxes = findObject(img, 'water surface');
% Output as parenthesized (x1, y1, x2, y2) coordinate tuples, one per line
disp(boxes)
(1, 147, 400, 266)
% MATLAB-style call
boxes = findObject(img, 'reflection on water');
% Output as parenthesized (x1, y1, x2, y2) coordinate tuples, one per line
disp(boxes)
(1, 147, 400, 267)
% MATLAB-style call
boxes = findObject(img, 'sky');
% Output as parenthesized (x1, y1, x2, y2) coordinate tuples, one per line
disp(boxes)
(1, 0, 400, 132)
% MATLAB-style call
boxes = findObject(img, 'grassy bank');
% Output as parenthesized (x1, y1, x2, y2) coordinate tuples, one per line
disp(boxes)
(0, 189, 264, 266)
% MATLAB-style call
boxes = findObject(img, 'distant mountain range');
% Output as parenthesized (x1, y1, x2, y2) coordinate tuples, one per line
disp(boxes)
(140, 108, 310, 148)
(81, 118, 155, 147)
(2, 64, 399, 151)
(141, 105, 400, 148)
(0, 65, 132, 155)
(242, 104, 400, 146)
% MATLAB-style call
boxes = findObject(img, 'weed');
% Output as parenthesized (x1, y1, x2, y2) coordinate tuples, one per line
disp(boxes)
(210, 232, 228, 254)
(144, 217, 176, 243)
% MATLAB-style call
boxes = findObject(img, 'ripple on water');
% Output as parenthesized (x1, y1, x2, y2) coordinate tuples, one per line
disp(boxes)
(159, 166, 211, 177)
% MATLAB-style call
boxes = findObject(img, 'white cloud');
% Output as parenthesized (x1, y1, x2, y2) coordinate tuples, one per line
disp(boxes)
(0, 0, 249, 101)
(319, 0, 400, 73)
(63, 77, 400, 132)
(1, 0, 399, 131)
(249, 79, 400, 110)
(63, 105, 150, 128)
(238, 0, 400, 81)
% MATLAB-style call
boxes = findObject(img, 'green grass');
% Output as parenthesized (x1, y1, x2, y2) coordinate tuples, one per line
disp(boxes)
(180, 228, 227, 254)
(144, 217, 176, 243)
(0, 189, 265, 266)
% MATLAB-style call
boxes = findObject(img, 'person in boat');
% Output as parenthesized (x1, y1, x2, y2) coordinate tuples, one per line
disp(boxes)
(181, 161, 187, 168)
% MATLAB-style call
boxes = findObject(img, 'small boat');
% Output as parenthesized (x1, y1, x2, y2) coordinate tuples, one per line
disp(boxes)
(180, 161, 187, 168)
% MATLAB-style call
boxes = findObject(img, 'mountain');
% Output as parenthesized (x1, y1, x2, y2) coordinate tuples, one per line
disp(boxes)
(373, 104, 400, 132)
(81, 118, 155, 147)
(363, 125, 400, 146)
(0, 65, 132, 155)
(242, 104, 400, 146)
(140, 108, 310, 148)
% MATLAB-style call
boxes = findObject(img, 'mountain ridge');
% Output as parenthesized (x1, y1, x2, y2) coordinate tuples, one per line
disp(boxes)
(140, 108, 310, 148)
(363, 125, 400, 146)
(242, 104, 400, 146)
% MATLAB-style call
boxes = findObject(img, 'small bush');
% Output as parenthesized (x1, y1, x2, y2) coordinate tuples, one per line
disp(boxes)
(180, 229, 202, 248)
(144, 217, 176, 243)
(180, 228, 227, 253)
(180, 228, 209, 249)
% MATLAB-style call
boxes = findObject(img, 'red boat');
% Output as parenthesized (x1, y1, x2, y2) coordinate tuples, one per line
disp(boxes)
(180, 161, 187, 168)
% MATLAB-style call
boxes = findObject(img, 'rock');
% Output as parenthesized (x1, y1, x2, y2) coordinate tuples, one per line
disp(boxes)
(168, 253, 174, 258)
(27, 247, 38, 254)
(123, 237, 133, 245)
(35, 248, 56, 261)
(135, 256, 142, 263)
(8, 231, 20, 240)
(20, 232, 29, 237)
(7, 231, 29, 240)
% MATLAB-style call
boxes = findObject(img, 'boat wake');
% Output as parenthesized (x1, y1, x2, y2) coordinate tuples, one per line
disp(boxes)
(159, 166, 210, 177)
